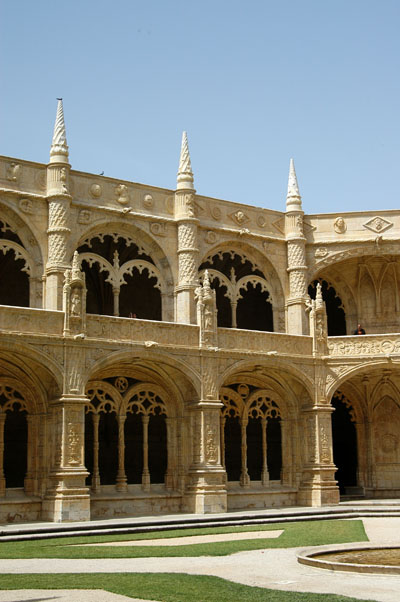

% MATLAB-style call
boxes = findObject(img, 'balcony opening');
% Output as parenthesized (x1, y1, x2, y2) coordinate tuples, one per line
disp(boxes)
(308, 279, 346, 335)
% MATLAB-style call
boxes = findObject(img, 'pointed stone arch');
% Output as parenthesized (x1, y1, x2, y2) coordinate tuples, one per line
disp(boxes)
(199, 241, 285, 332)
(0, 203, 44, 308)
(73, 222, 174, 321)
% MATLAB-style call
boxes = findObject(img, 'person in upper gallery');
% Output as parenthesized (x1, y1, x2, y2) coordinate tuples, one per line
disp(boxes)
(353, 324, 366, 335)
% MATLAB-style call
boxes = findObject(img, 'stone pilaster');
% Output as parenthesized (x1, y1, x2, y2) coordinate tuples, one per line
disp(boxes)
(297, 403, 339, 506)
(42, 395, 90, 522)
(184, 352, 227, 513)
(175, 132, 199, 324)
(285, 159, 309, 334)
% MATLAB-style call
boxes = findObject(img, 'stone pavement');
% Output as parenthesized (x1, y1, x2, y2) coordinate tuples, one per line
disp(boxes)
(1, 517, 400, 602)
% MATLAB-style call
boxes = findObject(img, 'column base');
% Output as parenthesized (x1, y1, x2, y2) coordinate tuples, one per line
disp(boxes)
(42, 468, 90, 522)
(297, 465, 339, 507)
(183, 466, 227, 514)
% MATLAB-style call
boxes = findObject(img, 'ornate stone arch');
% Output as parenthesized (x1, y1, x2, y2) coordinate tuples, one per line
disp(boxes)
(0, 204, 44, 307)
(85, 379, 122, 414)
(74, 222, 173, 320)
(124, 382, 168, 416)
(246, 389, 283, 420)
(199, 242, 284, 331)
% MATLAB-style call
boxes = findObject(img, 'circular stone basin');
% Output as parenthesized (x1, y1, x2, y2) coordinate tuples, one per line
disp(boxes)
(298, 545, 400, 574)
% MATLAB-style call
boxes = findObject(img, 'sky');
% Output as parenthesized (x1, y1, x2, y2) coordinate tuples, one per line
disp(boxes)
(1, 0, 399, 215)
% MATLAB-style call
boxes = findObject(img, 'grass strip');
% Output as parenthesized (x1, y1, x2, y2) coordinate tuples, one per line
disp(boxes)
(0, 520, 367, 558)
(0, 572, 372, 601)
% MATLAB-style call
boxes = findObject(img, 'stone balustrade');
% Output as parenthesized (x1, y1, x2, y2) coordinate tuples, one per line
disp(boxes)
(86, 314, 199, 347)
(0, 305, 63, 336)
(327, 334, 400, 357)
(218, 328, 312, 355)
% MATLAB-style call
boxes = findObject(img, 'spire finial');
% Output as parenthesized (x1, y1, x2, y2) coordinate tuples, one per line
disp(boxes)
(177, 131, 194, 191)
(50, 98, 69, 164)
(286, 158, 302, 212)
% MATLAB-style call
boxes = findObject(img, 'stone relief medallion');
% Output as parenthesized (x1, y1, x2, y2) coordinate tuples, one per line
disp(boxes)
(315, 247, 328, 258)
(237, 383, 249, 399)
(78, 209, 91, 224)
(380, 433, 398, 454)
(165, 195, 174, 215)
(363, 216, 393, 233)
(205, 230, 217, 244)
(333, 216, 347, 233)
(19, 198, 34, 214)
(150, 222, 167, 236)
(115, 376, 128, 392)
(230, 210, 250, 226)
(90, 183, 102, 198)
(210, 205, 222, 221)
(257, 215, 267, 228)
(115, 184, 129, 204)
(34, 170, 46, 190)
(143, 194, 153, 209)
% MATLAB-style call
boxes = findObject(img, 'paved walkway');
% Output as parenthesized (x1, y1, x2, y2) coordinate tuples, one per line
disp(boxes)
(1, 517, 400, 601)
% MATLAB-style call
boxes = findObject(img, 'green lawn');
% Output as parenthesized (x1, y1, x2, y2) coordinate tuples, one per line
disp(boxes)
(0, 519, 367, 558)
(0, 573, 371, 602)
(0, 520, 370, 601)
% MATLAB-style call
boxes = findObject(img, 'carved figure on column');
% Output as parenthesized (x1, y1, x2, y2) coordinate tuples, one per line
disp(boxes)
(195, 270, 218, 348)
(63, 251, 87, 336)
(309, 282, 328, 355)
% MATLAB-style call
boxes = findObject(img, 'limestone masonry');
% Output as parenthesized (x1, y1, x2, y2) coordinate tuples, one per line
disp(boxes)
(0, 100, 399, 523)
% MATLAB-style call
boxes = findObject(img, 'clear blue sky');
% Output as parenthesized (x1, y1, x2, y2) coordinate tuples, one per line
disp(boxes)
(1, 0, 399, 214)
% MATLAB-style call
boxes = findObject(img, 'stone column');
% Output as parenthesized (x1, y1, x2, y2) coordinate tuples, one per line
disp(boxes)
(91, 413, 100, 493)
(240, 417, 250, 487)
(261, 417, 269, 486)
(141, 415, 151, 492)
(45, 100, 72, 310)
(116, 414, 127, 491)
(285, 160, 309, 335)
(175, 132, 199, 324)
(0, 413, 5, 496)
(24, 414, 36, 496)
(42, 396, 90, 522)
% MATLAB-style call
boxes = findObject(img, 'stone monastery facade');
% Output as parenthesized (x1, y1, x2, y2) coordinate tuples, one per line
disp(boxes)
(1, 100, 400, 523)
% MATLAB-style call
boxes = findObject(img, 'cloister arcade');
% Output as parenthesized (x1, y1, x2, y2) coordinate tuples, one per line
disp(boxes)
(2, 103, 400, 522)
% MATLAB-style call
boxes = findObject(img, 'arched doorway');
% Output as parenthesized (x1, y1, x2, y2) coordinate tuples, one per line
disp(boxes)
(331, 393, 358, 494)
